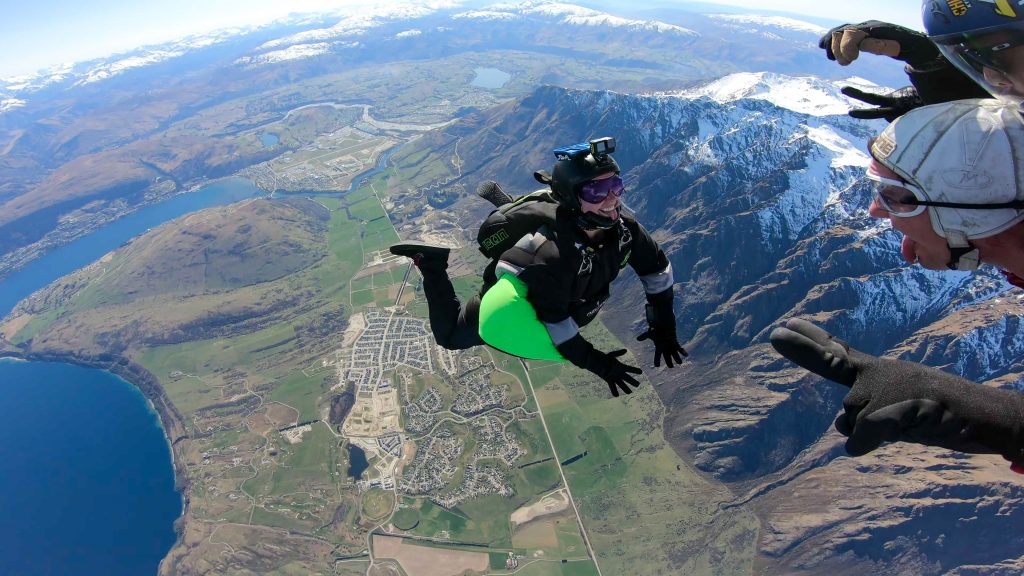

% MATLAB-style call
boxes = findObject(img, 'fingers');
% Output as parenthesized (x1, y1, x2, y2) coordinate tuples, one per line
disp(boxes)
(769, 326, 856, 387)
(637, 332, 651, 342)
(609, 349, 627, 359)
(840, 86, 893, 107)
(832, 29, 869, 65)
(782, 318, 835, 346)
(848, 107, 900, 121)
(859, 37, 901, 58)
(843, 401, 917, 456)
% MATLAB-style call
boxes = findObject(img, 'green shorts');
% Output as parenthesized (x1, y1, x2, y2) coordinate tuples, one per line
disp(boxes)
(478, 273, 566, 361)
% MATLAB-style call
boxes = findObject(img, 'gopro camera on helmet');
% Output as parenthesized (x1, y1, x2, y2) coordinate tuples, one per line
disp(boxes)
(590, 137, 615, 159)
(552, 137, 616, 162)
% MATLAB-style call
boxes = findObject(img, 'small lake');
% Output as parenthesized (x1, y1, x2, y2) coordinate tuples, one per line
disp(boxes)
(470, 67, 511, 89)
(0, 359, 180, 575)
(260, 132, 279, 148)
(347, 444, 369, 480)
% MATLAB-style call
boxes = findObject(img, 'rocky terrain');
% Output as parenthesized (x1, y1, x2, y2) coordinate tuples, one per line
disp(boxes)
(382, 76, 1024, 574)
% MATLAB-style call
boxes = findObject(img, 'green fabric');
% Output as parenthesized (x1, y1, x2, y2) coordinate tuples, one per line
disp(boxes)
(478, 273, 566, 361)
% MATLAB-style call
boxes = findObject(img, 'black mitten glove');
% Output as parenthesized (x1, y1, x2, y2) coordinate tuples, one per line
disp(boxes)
(557, 334, 642, 398)
(819, 20, 940, 68)
(770, 318, 1024, 471)
(839, 86, 924, 122)
(636, 288, 688, 368)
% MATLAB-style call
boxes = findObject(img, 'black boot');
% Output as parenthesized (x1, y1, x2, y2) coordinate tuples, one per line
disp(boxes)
(390, 242, 450, 270)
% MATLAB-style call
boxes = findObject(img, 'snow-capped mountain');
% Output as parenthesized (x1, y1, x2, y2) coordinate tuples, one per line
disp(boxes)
(384, 74, 1024, 574)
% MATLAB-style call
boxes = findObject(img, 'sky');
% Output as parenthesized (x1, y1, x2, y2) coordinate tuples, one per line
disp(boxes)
(0, 0, 924, 79)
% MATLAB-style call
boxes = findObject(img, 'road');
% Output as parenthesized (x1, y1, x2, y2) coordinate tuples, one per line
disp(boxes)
(517, 357, 603, 576)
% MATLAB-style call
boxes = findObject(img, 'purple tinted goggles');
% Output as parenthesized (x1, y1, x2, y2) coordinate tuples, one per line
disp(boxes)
(578, 175, 625, 204)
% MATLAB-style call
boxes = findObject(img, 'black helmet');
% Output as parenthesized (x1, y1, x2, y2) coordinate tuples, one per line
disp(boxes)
(535, 137, 620, 229)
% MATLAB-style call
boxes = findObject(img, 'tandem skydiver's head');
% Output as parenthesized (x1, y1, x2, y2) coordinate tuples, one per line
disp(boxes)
(867, 98, 1024, 274)
(923, 0, 1024, 105)
(539, 137, 622, 230)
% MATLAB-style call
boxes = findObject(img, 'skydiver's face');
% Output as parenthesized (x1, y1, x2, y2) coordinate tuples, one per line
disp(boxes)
(969, 31, 1024, 98)
(866, 160, 955, 270)
(578, 172, 622, 222)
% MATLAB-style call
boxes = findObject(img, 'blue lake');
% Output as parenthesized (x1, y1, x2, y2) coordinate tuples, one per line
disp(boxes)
(0, 177, 263, 574)
(260, 132, 279, 148)
(0, 360, 181, 575)
(1, 177, 263, 317)
(470, 67, 511, 89)
(347, 444, 369, 480)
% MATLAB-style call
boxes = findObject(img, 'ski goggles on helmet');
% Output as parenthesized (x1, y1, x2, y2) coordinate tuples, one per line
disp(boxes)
(957, 34, 1024, 75)
(868, 172, 1024, 217)
(577, 175, 624, 204)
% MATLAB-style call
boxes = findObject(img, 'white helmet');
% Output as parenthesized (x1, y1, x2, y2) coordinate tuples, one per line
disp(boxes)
(870, 98, 1024, 268)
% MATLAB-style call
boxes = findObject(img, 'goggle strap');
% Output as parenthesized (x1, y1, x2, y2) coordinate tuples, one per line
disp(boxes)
(910, 198, 1024, 210)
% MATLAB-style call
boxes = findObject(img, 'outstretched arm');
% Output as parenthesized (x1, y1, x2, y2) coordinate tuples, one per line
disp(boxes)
(818, 21, 989, 119)
(771, 318, 1024, 472)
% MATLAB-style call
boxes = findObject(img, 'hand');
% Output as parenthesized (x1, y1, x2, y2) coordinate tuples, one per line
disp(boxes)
(770, 318, 1024, 466)
(637, 328, 688, 368)
(819, 21, 939, 68)
(840, 86, 924, 122)
(590, 348, 643, 398)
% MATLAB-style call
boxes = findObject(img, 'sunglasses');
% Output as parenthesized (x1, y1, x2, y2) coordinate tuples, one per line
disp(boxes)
(578, 175, 625, 204)
(867, 172, 1024, 216)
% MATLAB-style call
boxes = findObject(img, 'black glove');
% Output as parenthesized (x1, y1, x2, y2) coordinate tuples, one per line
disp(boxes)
(636, 288, 688, 368)
(770, 318, 1024, 469)
(557, 334, 643, 397)
(839, 85, 924, 122)
(819, 20, 940, 68)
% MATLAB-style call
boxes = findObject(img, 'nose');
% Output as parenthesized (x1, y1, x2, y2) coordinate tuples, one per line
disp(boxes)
(982, 66, 1012, 87)
(868, 196, 890, 219)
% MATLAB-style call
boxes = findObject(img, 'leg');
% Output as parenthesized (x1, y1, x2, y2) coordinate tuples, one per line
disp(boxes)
(391, 242, 484, 350)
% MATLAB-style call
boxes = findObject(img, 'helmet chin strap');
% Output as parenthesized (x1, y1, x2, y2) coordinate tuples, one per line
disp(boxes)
(945, 230, 981, 271)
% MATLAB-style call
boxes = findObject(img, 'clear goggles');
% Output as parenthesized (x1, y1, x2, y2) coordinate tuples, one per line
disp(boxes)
(868, 172, 928, 217)
(578, 175, 625, 204)
(867, 171, 1024, 216)
(935, 23, 1024, 105)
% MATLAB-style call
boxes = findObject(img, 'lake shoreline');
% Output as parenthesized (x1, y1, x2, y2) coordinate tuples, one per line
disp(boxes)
(0, 175, 266, 284)
(0, 346, 191, 570)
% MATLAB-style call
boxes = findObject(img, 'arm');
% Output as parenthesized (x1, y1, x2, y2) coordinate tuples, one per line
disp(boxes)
(771, 319, 1024, 472)
(628, 222, 688, 367)
(818, 21, 989, 120)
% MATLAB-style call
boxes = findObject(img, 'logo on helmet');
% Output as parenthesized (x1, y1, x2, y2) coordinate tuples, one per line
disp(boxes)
(946, 0, 968, 17)
(988, 0, 1018, 18)
(871, 134, 897, 159)
(941, 169, 995, 189)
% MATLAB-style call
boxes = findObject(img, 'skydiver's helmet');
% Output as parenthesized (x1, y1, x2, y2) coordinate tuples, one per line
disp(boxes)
(922, 0, 1024, 105)
(870, 98, 1024, 270)
(542, 137, 621, 230)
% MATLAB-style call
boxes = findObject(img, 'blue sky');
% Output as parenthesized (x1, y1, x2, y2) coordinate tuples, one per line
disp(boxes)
(0, 0, 924, 78)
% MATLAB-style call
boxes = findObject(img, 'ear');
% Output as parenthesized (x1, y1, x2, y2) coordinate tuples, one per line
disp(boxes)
(534, 170, 552, 184)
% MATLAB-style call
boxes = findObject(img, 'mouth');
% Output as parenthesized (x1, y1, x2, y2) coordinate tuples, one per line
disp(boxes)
(599, 205, 619, 218)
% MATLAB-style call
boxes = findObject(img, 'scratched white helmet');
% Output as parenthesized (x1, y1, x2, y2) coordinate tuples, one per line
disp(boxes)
(870, 98, 1024, 241)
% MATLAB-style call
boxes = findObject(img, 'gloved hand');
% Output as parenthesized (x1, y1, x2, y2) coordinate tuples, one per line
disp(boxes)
(770, 318, 1024, 471)
(588, 348, 644, 397)
(637, 288, 688, 368)
(556, 334, 643, 398)
(819, 20, 940, 68)
(839, 85, 924, 122)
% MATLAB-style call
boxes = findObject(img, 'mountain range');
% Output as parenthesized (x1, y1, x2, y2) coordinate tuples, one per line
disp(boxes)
(3, 2, 1021, 574)
(382, 72, 1024, 575)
